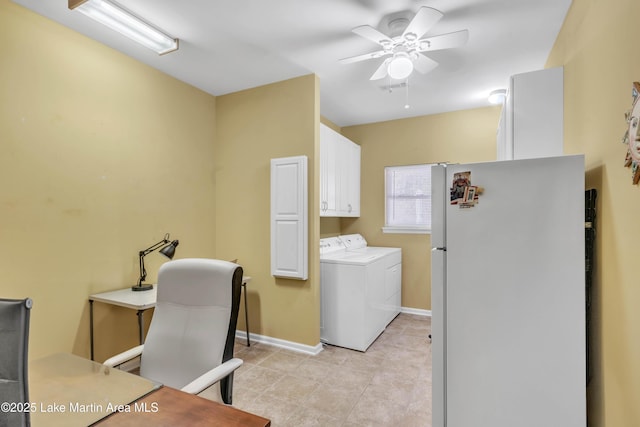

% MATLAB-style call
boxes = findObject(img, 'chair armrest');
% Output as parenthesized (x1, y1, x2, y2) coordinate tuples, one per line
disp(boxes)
(103, 344, 145, 368)
(180, 358, 243, 395)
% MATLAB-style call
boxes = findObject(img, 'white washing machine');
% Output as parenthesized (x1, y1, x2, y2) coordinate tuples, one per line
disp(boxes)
(319, 234, 401, 351)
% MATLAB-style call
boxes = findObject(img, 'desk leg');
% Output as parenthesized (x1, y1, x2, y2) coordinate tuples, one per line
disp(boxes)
(242, 282, 250, 347)
(89, 300, 94, 361)
(137, 310, 145, 345)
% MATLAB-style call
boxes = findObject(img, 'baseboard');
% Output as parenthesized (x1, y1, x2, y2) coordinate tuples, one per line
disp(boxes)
(235, 309, 430, 354)
(400, 307, 432, 317)
(235, 330, 323, 356)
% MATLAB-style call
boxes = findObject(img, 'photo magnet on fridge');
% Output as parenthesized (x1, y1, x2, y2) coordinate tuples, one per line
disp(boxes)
(450, 171, 483, 208)
(450, 171, 471, 204)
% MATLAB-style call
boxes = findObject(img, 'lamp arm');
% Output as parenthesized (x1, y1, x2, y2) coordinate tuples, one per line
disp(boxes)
(138, 251, 147, 286)
(137, 233, 170, 286)
(139, 233, 171, 256)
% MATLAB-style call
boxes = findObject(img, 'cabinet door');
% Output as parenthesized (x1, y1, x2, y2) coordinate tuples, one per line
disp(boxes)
(319, 125, 338, 216)
(270, 156, 308, 280)
(511, 67, 563, 159)
(347, 142, 360, 217)
(335, 135, 350, 215)
(335, 134, 360, 217)
(498, 67, 563, 160)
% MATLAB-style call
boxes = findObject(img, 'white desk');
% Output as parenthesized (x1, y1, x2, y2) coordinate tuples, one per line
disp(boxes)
(89, 277, 251, 361)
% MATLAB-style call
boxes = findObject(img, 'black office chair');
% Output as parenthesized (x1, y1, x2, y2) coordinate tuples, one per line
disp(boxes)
(0, 298, 33, 427)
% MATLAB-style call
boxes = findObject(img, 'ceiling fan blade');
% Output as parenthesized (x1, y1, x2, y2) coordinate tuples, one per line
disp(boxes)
(369, 59, 390, 80)
(413, 53, 439, 74)
(352, 25, 394, 47)
(402, 7, 443, 41)
(339, 50, 389, 64)
(417, 30, 469, 52)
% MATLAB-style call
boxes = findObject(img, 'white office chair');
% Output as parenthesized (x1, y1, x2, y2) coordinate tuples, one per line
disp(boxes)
(104, 259, 243, 404)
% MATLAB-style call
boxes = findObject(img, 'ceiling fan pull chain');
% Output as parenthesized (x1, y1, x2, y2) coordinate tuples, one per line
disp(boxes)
(405, 77, 410, 109)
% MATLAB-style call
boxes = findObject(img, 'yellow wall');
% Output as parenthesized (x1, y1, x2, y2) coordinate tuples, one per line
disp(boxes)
(8, 3, 635, 422)
(340, 107, 500, 310)
(547, 0, 640, 424)
(215, 75, 321, 347)
(1, 0, 217, 361)
(3, 0, 322, 358)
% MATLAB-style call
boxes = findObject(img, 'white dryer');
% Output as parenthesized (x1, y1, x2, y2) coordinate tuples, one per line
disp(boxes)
(319, 234, 401, 351)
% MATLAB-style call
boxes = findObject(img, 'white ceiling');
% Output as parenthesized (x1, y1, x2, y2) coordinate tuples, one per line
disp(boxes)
(13, 0, 572, 127)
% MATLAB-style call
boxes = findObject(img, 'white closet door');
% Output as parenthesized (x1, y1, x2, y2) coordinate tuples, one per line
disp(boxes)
(270, 156, 308, 280)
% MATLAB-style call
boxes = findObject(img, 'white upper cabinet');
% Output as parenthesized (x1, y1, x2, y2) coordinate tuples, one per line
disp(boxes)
(320, 124, 338, 216)
(320, 124, 361, 217)
(341, 138, 360, 216)
(497, 67, 564, 160)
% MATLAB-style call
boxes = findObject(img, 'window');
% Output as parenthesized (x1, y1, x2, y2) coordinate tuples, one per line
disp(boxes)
(383, 164, 433, 234)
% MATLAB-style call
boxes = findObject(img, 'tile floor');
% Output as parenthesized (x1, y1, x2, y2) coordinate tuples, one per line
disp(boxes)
(200, 313, 433, 426)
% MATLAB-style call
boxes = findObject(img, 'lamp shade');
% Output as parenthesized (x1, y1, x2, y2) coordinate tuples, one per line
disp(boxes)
(159, 240, 179, 259)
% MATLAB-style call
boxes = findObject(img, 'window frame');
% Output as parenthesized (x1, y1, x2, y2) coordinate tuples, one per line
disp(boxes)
(383, 163, 434, 235)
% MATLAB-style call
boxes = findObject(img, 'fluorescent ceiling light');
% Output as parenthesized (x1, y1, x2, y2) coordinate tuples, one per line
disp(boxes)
(488, 89, 507, 105)
(68, 0, 179, 55)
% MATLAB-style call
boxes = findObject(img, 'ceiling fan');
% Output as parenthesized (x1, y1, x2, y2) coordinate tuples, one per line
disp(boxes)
(340, 7, 469, 81)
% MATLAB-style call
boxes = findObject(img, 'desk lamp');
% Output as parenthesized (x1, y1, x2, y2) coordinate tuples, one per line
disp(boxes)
(134, 233, 179, 291)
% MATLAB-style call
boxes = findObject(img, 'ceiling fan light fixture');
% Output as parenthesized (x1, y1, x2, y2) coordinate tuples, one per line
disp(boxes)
(388, 54, 414, 80)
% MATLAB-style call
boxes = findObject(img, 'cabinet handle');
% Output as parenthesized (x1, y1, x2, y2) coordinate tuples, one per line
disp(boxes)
(348, 204, 352, 212)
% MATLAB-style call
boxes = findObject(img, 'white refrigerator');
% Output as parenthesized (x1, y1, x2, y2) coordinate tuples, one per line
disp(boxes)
(431, 155, 586, 427)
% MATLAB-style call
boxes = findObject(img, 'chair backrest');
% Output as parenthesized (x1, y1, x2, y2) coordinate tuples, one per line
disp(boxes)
(140, 259, 242, 390)
(0, 298, 33, 427)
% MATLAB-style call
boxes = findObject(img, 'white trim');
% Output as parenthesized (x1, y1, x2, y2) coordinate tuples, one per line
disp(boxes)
(235, 309, 430, 355)
(235, 330, 323, 355)
(382, 226, 430, 234)
(401, 307, 432, 317)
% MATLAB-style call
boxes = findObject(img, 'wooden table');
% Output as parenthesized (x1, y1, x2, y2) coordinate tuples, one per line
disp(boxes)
(96, 386, 271, 426)
(29, 353, 270, 427)
(29, 353, 160, 427)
